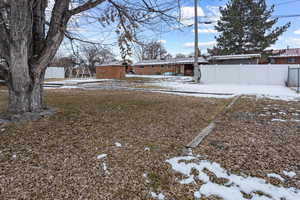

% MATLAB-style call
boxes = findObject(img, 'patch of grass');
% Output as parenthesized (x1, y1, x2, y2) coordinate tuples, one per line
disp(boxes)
(133, 85, 167, 90)
(203, 168, 230, 185)
(120, 77, 152, 82)
(148, 172, 171, 191)
(253, 191, 272, 198)
(241, 191, 252, 199)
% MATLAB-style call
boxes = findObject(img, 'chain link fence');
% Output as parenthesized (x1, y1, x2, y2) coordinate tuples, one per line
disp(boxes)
(287, 66, 300, 93)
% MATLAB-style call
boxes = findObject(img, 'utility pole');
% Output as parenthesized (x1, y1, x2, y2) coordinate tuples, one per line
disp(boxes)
(194, 0, 201, 83)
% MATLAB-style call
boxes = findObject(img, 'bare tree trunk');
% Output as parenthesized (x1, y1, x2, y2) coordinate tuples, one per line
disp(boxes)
(5, 0, 68, 114)
(7, 61, 46, 114)
(8, 80, 44, 114)
(5, 1, 42, 114)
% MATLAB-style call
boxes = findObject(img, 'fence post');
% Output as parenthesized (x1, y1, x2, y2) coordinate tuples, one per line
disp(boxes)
(298, 68, 300, 93)
(287, 66, 290, 87)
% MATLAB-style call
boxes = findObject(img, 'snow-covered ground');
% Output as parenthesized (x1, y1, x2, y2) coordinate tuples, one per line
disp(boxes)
(126, 74, 177, 79)
(45, 76, 300, 101)
(127, 74, 193, 82)
(45, 78, 109, 85)
(166, 155, 299, 200)
(140, 75, 300, 101)
(155, 82, 300, 100)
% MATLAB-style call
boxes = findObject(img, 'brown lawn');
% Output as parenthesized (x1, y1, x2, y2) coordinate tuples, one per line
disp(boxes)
(194, 97, 300, 189)
(0, 90, 299, 199)
(0, 89, 228, 199)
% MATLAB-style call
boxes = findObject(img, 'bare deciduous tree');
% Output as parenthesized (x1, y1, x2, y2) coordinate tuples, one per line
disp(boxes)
(0, 0, 178, 115)
(135, 40, 168, 60)
(81, 45, 116, 75)
(175, 53, 186, 58)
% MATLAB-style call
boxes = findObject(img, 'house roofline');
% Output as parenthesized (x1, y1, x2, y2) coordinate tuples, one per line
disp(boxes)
(133, 57, 208, 66)
(269, 55, 300, 58)
(209, 54, 261, 60)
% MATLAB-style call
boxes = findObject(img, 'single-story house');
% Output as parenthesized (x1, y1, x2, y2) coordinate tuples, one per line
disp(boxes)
(269, 48, 300, 64)
(96, 62, 127, 79)
(208, 54, 261, 64)
(132, 57, 208, 76)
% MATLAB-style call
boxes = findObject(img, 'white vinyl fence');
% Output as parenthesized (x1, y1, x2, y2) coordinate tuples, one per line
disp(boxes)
(45, 67, 65, 79)
(288, 67, 300, 88)
(200, 64, 300, 86)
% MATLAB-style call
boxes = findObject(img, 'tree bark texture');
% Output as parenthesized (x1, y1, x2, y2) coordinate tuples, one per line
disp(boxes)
(4, 0, 70, 114)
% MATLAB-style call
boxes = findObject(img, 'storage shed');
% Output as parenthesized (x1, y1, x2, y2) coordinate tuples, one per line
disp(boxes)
(96, 62, 126, 79)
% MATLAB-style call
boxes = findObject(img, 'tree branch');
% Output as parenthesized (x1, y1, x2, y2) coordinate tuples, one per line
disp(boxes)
(64, 31, 103, 45)
(33, 0, 71, 75)
(69, 0, 106, 16)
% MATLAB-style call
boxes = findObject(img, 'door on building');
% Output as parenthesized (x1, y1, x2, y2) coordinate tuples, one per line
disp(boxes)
(184, 64, 194, 76)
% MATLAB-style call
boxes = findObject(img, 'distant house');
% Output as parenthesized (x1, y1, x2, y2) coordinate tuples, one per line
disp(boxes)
(208, 54, 261, 64)
(132, 57, 208, 76)
(96, 61, 127, 79)
(269, 48, 300, 64)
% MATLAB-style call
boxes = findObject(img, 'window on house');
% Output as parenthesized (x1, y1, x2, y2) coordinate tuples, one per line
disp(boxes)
(287, 57, 296, 63)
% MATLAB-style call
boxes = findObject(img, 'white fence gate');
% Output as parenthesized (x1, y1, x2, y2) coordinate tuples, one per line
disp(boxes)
(45, 67, 65, 79)
(200, 64, 300, 86)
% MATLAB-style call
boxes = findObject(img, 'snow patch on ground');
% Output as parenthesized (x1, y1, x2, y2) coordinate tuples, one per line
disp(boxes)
(97, 154, 107, 159)
(115, 142, 122, 147)
(101, 162, 110, 174)
(143, 173, 150, 183)
(283, 171, 297, 178)
(126, 74, 185, 79)
(152, 81, 300, 100)
(150, 192, 165, 200)
(272, 119, 300, 122)
(46, 78, 109, 84)
(166, 155, 300, 200)
(102, 162, 108, 171)
(195, 182, 245, 200)
(267, 173, 285, 182)
(60, 85, 80, 89)
(96, 154, 109, 174)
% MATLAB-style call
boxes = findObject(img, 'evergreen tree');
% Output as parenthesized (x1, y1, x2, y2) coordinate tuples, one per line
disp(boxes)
(213, 0, 290, 55)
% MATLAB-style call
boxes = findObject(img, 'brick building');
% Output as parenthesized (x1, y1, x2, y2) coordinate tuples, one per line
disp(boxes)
(96, 62, 126, 79)
(132, 57, 208, 76)
(269, 48, 300, 64)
